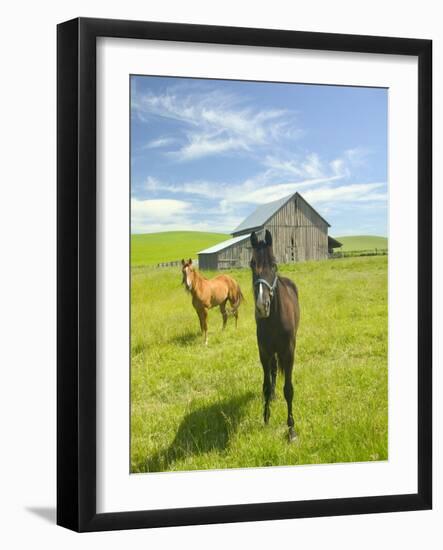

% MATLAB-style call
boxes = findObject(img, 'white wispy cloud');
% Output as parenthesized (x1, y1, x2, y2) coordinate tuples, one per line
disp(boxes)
(134, 177, 386, 234)
(130, 196, 242, 234)
(344, 147, 371, 166)
(262, 148, 368, 182)
(131, 198, 192, 232)
(143, 148, 357, 206)
(330, 158, 349, 177)
(131, 198, 191, 217)
(143, 137, 177, 149)
(303, 183, 386, 204)
(172, 133, 248, 161)
(263, 154, 327, 179)
(132, 220, 230, 234)
(142, 173, 385, 209)
(133, 86, 299, 161)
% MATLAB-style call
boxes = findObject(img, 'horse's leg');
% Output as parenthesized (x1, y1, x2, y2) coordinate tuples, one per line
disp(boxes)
(220, 300, 228, 330)
(227, 285, 239, 328)
(196, 307, 204, 335)
(278, 347, 296, 442)
(270, 355, 277, 400)
(201, 307, 209, 345)
(259, 349, 274, 424)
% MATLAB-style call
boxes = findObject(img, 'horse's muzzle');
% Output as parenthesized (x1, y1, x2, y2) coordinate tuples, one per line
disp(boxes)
(255, 301, 271, 318)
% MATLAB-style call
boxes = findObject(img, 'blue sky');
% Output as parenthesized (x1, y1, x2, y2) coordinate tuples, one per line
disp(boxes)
(131, 76, 387, 237)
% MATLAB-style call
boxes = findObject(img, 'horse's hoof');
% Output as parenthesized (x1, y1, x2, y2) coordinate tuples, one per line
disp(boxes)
(288, 428, 297, 443)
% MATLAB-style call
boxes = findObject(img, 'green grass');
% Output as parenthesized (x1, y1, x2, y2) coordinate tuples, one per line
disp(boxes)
(131, 232, 387, 265)
(131, 231, 229, 266)
(131, 255, 388, 473)
(335, 235, 388, 252)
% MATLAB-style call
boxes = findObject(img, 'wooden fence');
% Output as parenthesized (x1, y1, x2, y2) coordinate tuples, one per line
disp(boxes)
(156, 259, 199, 268)
(330, 248, 388, 259)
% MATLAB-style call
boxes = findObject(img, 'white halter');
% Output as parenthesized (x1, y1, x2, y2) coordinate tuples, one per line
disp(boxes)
(254, 276, 279, 299)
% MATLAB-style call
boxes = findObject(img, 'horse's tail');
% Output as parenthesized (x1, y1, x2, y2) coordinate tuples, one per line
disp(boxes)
(228, 279, 244, 315)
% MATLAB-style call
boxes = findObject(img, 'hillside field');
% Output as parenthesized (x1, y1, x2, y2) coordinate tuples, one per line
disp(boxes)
(131, 255, 388, 473)
(335, 235, 388, 252)
(131, 231, 229, 266)
(131, 231, 388, 267)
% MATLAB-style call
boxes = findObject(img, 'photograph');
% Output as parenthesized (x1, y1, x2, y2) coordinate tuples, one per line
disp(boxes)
(130, 75, 388, 474)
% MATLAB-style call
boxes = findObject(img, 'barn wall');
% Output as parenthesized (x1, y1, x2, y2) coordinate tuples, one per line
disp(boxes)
(216, 239, 251, 269)
(264, 196, 329, 262)
(198, 254, 218, 270)
(199, 237, 252, 270)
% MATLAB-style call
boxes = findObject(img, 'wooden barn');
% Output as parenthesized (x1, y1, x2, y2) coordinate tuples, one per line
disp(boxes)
(198, 191, 341, 270)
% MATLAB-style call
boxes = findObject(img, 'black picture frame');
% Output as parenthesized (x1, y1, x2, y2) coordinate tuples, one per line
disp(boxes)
(57, 17, 432, 532)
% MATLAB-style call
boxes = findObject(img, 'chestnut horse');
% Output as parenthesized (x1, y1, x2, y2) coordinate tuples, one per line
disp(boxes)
(250, 230, 300, 442)
(181, 259, 244, 345)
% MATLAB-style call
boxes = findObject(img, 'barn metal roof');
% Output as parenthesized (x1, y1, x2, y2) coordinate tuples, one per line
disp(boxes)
(328, 236, 342, 248)
(232, 194, 293, 234)
(232, 191, 331, 234)
(198, 233, 251, 255)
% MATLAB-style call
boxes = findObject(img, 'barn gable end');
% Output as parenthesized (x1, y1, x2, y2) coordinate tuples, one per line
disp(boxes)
(263, 193, 329, 262)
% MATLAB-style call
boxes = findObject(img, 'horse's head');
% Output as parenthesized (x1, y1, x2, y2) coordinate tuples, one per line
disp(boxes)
(250, 230, 278, 319)
(181, 258, 194, 291)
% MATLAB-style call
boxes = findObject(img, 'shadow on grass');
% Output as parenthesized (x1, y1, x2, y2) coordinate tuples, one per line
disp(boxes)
(138, 392, 255, 472)
(169, 331, 201, 346)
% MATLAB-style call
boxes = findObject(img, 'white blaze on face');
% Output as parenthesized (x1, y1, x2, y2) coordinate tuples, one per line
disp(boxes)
(185, 267, 192, 290)
(256, 281, 268, 317)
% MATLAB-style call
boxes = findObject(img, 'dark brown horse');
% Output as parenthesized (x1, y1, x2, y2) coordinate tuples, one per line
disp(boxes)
(181, 259, 243, 345)
(250, 230, 300, 442)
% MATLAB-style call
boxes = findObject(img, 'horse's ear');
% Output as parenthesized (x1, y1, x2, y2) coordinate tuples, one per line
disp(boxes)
(188, 258, 192, 265)
(265, 230, 273, 247)
(250, 232, 258, 248)
(181, 259, 185, 266)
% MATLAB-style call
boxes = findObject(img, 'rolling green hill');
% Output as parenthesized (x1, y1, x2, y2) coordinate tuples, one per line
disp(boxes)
(132, 231, 388, 265)
(131, 231, 229, 266)
(335, 235, 388, 252)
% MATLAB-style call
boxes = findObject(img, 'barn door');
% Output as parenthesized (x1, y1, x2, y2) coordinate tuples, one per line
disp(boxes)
(290, 235, 298, 262)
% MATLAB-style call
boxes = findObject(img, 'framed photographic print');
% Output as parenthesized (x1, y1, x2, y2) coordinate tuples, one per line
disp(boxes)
(57, 17, 432, 532)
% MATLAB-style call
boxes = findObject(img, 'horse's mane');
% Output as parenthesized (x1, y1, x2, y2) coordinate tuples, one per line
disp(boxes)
(185, 267, 206, 294)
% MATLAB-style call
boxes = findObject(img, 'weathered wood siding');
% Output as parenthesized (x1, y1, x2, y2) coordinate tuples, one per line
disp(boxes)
(216, 240, 252, 269)
(199, 238, 251, 270)
(234, 196, 328, 263)
(198, 254, 218, 270)
(264, 195, 328, 262)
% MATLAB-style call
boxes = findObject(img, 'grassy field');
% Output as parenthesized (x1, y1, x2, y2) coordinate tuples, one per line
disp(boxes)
(131, 232, 388, 265)
(131, 255, 388, 473)
(131, 231, 229, 266)
(335, 235, 388, 252)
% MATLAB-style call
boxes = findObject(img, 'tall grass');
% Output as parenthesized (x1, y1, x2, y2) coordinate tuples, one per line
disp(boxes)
(131, 256, 388, 473)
